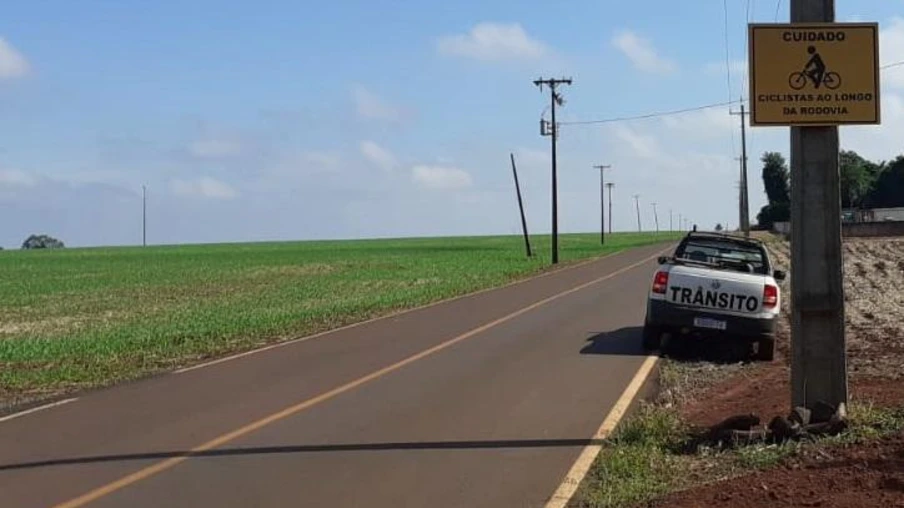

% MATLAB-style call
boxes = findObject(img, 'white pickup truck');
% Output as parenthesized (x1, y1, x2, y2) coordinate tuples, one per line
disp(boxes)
(642, 231, 785, 361)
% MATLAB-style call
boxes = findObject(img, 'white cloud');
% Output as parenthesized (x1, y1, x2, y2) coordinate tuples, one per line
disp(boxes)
(705, 59, 748, 78)
(0, 169, 37, 187)
(880, 18, 904, 89)
(514, 148, 549, 166)
(188, 138, 243, 159)
(611, 125, 661, 159)
(170, 177, 238, 199)
(436, 22, 549, 62)
(0, 38, 29, 79)
(411, 165, 473, 190)
(353, 86, 404, 122)
(842, 92, 904, 161)
(612, 30, 677, 74)
(302, 151, 341, 168)
(261, 152, 341, 183)
(661, 106, 735, 140)
(360, 140, 397, 171)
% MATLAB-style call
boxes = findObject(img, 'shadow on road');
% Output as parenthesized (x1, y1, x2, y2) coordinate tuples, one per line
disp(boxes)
(580, 327, 648, 356)
(580, 327, 758, 364)
(0, 439, 607, 472)
(659, 336, 756, 365)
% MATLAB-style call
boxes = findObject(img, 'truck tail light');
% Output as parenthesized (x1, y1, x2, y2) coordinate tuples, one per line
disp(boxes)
(652, 271, 669, 294)
(763, 284, 778, 308)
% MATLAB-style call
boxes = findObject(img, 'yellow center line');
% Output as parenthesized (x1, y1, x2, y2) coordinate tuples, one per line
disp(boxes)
(53, 247, 670, 508)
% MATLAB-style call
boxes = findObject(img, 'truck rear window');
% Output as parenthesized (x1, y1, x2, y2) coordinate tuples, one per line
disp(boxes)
(677, 240, 768, 274)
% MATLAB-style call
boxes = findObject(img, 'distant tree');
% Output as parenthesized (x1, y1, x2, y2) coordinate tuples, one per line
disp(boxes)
(861, 155, 904, 209)
(761, 152, 790, 205)
(22, 234, 65, 250)
(840, 150, 883, 209)
(757, 202, 791, 230)
(757, 152, 791, 229)
(715, 223, 724, 232)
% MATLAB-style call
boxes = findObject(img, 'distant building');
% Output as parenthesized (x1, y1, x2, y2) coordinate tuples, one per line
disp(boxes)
(843, 207, 904, 222)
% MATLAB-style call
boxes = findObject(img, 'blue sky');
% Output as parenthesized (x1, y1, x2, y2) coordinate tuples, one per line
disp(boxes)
(2, 0, 904, 247)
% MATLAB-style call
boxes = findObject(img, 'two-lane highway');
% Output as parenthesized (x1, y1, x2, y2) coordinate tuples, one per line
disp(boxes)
(0, 242, 670, 508)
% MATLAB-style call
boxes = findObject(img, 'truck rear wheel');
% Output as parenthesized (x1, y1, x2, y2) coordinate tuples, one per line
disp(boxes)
(756, 337, 775, 362)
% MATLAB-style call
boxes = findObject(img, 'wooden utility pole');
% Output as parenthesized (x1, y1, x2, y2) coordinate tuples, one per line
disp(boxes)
(142, 185, 147, 247)
(731, 105, 751, 237)
(593, 164, 611, 244)
(651, 202, 660, 233)
(510, 154, 532, 257)
(606, 183, 615, 234)
(534, 77, 572, 264)
(633, 194, 642, 232)
(789, 0, 848, 411)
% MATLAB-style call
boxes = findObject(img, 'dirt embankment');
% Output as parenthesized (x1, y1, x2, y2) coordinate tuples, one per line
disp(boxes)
(654, 236, 904, 508)
(659, 433, 904, 508)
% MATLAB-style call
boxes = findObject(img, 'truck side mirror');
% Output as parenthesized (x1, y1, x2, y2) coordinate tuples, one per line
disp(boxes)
(774, 270, 786, 281)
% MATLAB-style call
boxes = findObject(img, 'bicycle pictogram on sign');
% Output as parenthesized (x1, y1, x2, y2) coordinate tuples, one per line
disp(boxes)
(788, 46, 841, 90)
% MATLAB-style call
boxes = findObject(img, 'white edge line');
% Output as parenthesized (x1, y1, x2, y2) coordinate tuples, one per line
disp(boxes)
(543, 355, 660, 508)
(175, 244, 668, 374)
(0, 398, 78, 424)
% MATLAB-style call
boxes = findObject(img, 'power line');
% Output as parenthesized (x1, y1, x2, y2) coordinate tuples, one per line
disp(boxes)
(744, 0, 755, 98)
(744, 0, 755, 167)
(559, 99, 744, 126)
(722, 0, 739, 168)
(774, 0, 782, 21)
(723, 0, 734, 104)
(558, 62, 904, 127)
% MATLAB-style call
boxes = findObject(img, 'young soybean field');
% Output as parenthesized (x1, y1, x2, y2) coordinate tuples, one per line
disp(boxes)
(0, 232, 677, 406)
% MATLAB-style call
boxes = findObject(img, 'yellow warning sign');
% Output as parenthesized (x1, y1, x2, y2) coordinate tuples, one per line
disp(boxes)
(748, 22, 880, 126)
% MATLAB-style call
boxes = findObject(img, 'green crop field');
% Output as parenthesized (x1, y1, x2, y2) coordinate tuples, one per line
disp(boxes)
(0, 232, 679, 406)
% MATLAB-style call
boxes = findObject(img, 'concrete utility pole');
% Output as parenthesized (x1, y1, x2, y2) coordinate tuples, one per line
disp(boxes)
(142, 185, 147, 247)
(534, 77, 573, 264)
(790, 0, 848, 411)
(678, 213, 683, 231)
(633, 194, 642, 232)
(731, 104, 751, 237)
(669, 209, 673, 232)
(652, 202, 660, 233)
(606, 182, 615, 234)
(593, 165, 611, 244)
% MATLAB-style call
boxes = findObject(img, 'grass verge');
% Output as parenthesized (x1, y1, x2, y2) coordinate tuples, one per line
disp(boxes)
(0, 232, 679, 407)
(571, 361, 904, 508)
(573, 404, 692, 508)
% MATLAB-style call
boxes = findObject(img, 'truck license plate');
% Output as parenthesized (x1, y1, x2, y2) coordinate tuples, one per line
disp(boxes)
(694, 317, 727, 330)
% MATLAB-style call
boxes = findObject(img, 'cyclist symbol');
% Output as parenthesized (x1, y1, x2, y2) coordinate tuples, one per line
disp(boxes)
(789, 46, 841, 90)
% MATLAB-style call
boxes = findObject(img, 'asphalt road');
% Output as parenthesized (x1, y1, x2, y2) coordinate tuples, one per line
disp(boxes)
(0, 242, 671, 508)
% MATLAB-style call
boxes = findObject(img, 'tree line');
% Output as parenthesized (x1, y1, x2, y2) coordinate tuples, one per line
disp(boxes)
(757, 150, 904, 229)
(21, 234, 65, 250)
